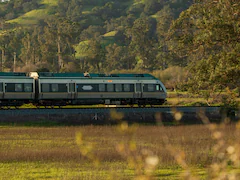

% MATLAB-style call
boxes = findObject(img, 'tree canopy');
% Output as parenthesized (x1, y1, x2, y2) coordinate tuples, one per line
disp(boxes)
(167, 0, 240, 90)
(0, 0, 239, 92)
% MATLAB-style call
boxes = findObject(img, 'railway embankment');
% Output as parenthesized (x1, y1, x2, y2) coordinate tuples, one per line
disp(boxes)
(0, 107, 238, 126)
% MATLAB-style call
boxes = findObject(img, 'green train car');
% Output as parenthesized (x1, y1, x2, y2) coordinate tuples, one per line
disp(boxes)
(0, 72, 35, 106)
(0, 72, 167, 107)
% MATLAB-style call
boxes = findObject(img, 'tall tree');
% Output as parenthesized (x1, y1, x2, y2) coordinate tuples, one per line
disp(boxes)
(105, 44, 136, 71)
(87, 39, 106, 72)
(167, 0, 240, 91)
(155, 5, 178, 69)
(41, 17, 81, 72)
(126, 17, 158, 70)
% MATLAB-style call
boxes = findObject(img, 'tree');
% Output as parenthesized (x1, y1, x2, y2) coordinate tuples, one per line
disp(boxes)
(105, 44, 136, 71)
(76, 38, 106, 72)
(87, 39, 106, 72)
(144, 0, 164, 15)
(155, 5, 179, 69)
(40, 17, 81, 72)
(0, 32, 9, 71)
(126, 17, 158, 70)
(0, 29, 20, 71)
(167, 0, 240, 91)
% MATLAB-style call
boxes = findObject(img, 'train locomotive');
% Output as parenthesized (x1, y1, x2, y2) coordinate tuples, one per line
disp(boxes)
(0, 72, 167, 107)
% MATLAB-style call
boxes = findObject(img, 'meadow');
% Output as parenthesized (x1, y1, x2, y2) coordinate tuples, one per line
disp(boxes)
(0, 120, 240, 179)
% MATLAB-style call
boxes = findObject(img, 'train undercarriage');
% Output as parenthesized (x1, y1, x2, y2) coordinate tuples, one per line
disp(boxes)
(0, 98, 166, 109)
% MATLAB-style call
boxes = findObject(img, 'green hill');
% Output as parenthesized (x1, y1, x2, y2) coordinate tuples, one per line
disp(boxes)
(0, 0, 194, 73)
(6, 0, 146, 26)
(7, 0, 58, 25)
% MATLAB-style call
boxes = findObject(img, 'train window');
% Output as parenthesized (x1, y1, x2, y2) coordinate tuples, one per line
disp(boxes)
(123, 84, 130, 92)
(143, 84, 156, 92)
(41, 84, 50, 92)
(15, 84, 23, 92)
(58, 84, 67, 92)
(136, 83, 142, 92)
(6, 84, 14, 92)
(156, 84, 163, 92)
(107, 84, 114, 92)
(24, 83, 32, 92)
(0, 83, 2, 92)
(115, 84, 122, 92)
(147, 84, 154, 92)
(51, 84, 58, 92)
(77, 84, 99, 92)
(143, 84, 147, 92)
(123, 84, 134, 92)
(130, 84, 134, 92)
(99, 84, 105, 92)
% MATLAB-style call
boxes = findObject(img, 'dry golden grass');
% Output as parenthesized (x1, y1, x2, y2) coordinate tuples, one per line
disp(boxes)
(0, 125, 236, 164)
(0, 120, 240, 179)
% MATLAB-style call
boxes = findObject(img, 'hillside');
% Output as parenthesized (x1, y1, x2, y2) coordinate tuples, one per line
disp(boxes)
(0, 0, 193, 71)
(5, 0, 144, 26)
(0, 0, 239, 93)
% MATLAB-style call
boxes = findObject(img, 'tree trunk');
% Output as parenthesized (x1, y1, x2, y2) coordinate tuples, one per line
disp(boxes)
(1, 49, 5, 71)
(13, 52, 16, 72)
(57, 35, 63, 72)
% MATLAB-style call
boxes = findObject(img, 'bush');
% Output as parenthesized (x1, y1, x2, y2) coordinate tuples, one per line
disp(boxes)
(152, 66, 188, 90)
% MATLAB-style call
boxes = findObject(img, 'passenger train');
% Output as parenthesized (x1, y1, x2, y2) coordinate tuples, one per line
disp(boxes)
(0, 72, 167, 107)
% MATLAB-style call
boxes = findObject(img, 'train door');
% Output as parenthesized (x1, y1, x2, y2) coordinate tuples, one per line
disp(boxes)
(0, 82, 3, 100)
(134, 83, 142, 99)
(68, 82, 76, 99)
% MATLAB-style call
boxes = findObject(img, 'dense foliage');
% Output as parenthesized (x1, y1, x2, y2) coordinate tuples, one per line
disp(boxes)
(168, 0, 240, 91)
(0, 0, 239, 91)
(0, 0, 192, 72)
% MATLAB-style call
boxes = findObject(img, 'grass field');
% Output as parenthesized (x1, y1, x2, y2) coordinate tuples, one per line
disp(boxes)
(166, 91, 240, 106)
(0, 123, 240, 179)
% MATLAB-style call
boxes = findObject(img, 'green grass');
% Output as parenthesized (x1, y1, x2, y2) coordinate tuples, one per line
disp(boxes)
(166, 91, 240, 106)
(7, 0, 57, 25)
(103, 31, 117, 37)
(82, 5, 97, 14)
(0, 162, 121, 180)
(166, 97, 210, 106)
(8, 9, 49, 25)
(0, 162, 209, 180)
(41, 0, 58, 6)
(133, 0, 145, 5)
(0, 125, 240, 179)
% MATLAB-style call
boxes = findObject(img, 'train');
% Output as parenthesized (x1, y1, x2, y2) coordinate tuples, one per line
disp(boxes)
(0, 72, 167, 108)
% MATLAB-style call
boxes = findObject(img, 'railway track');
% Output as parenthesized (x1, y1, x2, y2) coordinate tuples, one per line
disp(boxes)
(0, 106, 221, 115)
(0, 106, 238, 124)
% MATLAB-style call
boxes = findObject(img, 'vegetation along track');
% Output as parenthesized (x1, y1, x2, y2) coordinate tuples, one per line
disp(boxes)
(0, 106, 238, 125)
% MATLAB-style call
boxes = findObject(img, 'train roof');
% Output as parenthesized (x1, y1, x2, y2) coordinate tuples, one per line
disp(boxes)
(0, 72, 159, 80)
(0, 72, 34, 79)
(36, 72, 158, 79)
(0, 72, 27, 76)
